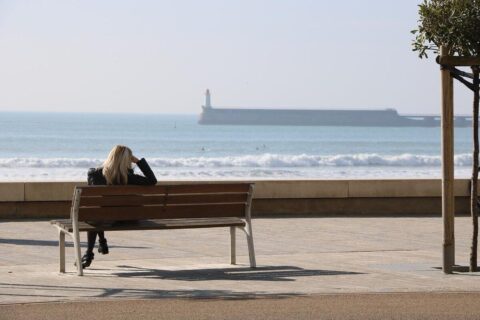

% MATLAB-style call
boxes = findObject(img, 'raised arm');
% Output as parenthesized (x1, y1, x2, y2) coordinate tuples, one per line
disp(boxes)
(128, 158, 157, 185)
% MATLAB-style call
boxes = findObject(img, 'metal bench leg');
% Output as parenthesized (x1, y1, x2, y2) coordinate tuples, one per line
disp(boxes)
(71, 188, 83, 276)
(72, 229, 83, 276)
(242, 224, 256, 268)
(244, 184, 256, 268)
(59, 230, 66, 273)
(230, 226, 236, 265)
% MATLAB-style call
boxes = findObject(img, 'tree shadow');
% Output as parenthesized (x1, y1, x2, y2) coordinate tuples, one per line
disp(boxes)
(0, 282, 303, 301)
(111, 265, 364, 282)
(0, 238, 149, 249)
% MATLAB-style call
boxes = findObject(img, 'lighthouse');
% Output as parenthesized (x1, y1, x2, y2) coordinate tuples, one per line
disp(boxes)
(204, 89, 212, 109)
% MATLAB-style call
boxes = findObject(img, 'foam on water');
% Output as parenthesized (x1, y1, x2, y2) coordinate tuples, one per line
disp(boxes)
(0, 153, 473, 169)
(0, 166, 471, 181)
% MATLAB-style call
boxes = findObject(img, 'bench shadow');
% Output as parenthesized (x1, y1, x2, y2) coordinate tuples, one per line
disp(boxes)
(0, 238, 149, 249)
(433, 265, 480, 274)
(0, 282, 303, 301)
(111, 265, 364, 281)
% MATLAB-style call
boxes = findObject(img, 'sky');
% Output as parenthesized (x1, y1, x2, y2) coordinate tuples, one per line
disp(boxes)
(0, 0, 474, 115)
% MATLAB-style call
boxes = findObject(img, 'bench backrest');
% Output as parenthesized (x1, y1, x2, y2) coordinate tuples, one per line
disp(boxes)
(70, 183, 254, 222)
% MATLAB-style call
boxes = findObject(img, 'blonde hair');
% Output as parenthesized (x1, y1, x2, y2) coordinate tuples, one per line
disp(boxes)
(102, 145, 133, 185)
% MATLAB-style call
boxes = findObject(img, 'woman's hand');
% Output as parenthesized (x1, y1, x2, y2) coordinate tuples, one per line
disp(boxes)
(131, 155, 140, 164)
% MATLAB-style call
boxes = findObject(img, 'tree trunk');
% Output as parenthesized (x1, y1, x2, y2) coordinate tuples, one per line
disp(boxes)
(471, 66, 480, 272)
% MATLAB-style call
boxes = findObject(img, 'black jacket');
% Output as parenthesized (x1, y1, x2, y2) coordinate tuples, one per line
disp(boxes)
(87, 158, 157, 186)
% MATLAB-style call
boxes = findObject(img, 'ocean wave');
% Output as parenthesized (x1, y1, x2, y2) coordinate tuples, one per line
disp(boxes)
(0, 153, 474, 168)
(0, 158, 104, 168)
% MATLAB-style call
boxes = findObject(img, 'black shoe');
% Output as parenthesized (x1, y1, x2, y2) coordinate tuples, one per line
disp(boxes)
(75, 252, 94, 269)
(98, 238, 109, 255)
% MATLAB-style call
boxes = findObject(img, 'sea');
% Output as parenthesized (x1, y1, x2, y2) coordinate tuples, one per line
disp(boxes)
(0, 112, 476, 181)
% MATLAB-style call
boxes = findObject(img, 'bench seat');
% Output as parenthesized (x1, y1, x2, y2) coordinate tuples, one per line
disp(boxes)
(51, 217, 246, 233)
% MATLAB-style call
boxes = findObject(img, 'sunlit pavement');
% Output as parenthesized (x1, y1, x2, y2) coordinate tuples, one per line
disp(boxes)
(1, 217, 480, 318)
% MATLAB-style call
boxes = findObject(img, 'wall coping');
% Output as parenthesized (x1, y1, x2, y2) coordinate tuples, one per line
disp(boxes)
(0, 179, 473, 202)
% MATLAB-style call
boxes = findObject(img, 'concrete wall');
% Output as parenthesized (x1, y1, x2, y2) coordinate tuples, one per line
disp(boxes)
(0, 180, 474, 219)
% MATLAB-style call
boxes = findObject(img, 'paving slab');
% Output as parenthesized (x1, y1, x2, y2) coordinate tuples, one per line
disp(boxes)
(0, 217, 479, 305)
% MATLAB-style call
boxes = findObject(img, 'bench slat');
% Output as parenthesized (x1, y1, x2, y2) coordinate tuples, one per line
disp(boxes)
(79, 193, 248, 207)
(78, 203, 246, 221)
(166, 184, 250, 195)
(168, 193, 248, 204)
(80, 195, 165, 207)
(79, 185, 167, 196)
(51, 217, 246, 233)
(78, 183, 250, 197)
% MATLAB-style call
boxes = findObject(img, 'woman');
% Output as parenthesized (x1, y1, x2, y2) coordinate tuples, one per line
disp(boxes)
(81, 145, 157, 268)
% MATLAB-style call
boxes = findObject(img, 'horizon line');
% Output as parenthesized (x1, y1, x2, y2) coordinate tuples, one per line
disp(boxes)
(0, 110, 198, 116)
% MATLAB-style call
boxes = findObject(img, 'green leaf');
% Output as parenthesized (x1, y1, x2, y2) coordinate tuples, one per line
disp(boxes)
(412, 0, 480, 59)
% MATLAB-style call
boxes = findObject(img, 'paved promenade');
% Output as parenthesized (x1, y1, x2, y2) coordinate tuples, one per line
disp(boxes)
(0, 217, 480, 320)
(1, 217, 480, 318)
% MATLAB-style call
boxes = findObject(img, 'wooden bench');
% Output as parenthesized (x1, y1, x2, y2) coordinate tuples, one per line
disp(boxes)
(50, 183, 255, 276)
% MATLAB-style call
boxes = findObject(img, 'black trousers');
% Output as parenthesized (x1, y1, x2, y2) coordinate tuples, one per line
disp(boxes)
(86, 231, 106, 254)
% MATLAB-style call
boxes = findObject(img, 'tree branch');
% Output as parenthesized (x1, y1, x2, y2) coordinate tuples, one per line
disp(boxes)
(452, 67, 474, 79)
(449, 69, 475, 91)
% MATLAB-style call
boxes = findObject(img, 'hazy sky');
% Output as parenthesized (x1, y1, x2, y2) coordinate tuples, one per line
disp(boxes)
(0, 0, 474, 114)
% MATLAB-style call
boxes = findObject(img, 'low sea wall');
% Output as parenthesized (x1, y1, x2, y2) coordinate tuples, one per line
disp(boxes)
(0, 179, 473, 219)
